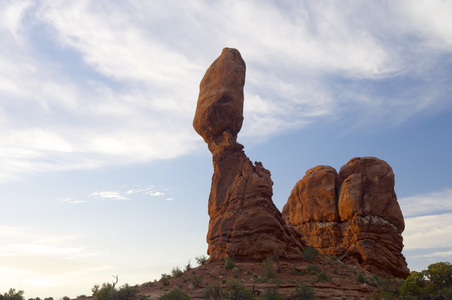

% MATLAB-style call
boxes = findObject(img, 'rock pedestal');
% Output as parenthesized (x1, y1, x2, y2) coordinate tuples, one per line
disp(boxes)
(194, 48, 303, 260)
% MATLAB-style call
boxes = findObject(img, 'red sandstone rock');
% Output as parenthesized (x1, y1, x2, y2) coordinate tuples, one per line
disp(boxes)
(194, 48, 303, 261)
(193, 47, 245, 146)
(282, 165, 339, 224)
(337, 157, 405, 233)
(282, 157, 410, 278)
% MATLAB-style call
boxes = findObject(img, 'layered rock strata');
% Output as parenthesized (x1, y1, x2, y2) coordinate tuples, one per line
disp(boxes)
(282, 157, 410, 278)
(194, 48, 303, 260)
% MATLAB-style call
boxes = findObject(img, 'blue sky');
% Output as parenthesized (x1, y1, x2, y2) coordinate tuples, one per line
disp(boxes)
(1, 0, 452, 298)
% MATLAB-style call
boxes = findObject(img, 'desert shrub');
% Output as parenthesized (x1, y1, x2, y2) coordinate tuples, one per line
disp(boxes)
(262, 257, 277, 280)
(293, 283, 315, 300)
(172, 266, 184, 278)
(317, 272, 330, 282)
(92, 283, 115, 300)
(161, 273, 172, 286)
(357, 274, 366, 283)
(302, 246, 319, 262)
(159, 288, 190, 300)
(92, 283, 138, 300)
(224, 256, 235, 270)
(308, 265, 321, 275)
(224, 278, 253, 300)
(116, 284, 139, 300)
(203, 282, 224, 300)
(190, 274, 203, 288)
(196, 255, 208, 266)
(232, 267, 240, 278)
(1, 289, 25, 300)
(259, 289, 283, 300)
(291, 268, 305, 276)
(185, 260, 192, 272)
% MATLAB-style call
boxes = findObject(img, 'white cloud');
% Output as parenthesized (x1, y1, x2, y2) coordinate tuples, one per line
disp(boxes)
(403, 213, 452, 250)
(0, 0, 33, 39)
(59, 197, 86, 204)
(148, 191, 165, 197)
(78, 185, 168, 202)
(399, 189, 452, 217)
(90, 191, 128, 200)
(409, 250, 452, 260)
(10, 244, 98, 258)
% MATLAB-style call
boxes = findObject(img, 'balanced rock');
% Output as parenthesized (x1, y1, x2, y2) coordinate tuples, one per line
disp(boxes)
(194, 48, 303, 260)
(282, 157, 410, 278)
(193, 47, 245, 147)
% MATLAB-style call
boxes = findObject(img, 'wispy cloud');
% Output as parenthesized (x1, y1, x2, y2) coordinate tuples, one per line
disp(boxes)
(59, 197, 86, 204)
(403, 212, 452, 250)
(409, 250, 452, 260)
(71, 185, 170, 203)
(9, 244, 100, 258)
(0, 223, 102, 259)
(90, 191, 128, 201)
(399, 188, 452, 218)
(1, 1, 451, 182)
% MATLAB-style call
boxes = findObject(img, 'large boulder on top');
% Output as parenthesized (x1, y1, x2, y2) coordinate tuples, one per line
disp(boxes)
(193, 47, 245, 146)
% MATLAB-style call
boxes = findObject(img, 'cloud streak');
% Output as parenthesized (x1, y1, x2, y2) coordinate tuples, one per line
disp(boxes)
(399, 188, 452, 218)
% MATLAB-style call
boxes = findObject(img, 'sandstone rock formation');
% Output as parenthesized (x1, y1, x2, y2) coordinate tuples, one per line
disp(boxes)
(282, 157, 410, 278)
(194, 48, 303, 260)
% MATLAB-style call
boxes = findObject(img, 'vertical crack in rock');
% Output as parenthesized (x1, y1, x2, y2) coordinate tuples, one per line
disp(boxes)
(194, 48, 303, 261)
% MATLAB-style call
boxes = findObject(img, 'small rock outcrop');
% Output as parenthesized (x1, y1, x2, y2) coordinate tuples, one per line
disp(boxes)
(194, 48, 303, 260)
(282, 157, 410, 278)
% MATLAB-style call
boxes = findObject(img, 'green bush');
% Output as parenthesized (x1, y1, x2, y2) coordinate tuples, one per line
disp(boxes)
(159, 288, 191, 300)
(161, 273, 172, 286)
(224, 278, 253, 300)
(185, 260, 192, 272)
(1, 289, 24, 300)
(290, 268, 305, 276)
(400, 262, 452, 298)
(262, 257, 277, 280)
(259, 289, 283, 300)
(196, 255, 208, 266)
(190, 274, 203, 288)
(308, 265, 321, 275)
(92, 283, 138, 300)
(293, 283, 315, 300)
(357, 274, 366, 283)
(224, 256, 236, 270)
(317, 272, 330, 282)
(203, 282, 224, 300)
(172, 266, 184, 278)
(302, 246, 319, 262)
(116, 284, 139, 300)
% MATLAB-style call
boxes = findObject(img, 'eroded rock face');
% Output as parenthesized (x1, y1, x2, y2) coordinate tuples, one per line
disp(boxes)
(282, 157, 410, 278)
(194, 48, 303, 260)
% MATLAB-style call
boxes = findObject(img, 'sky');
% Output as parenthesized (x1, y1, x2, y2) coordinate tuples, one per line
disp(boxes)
(1, 0, 452, 298)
